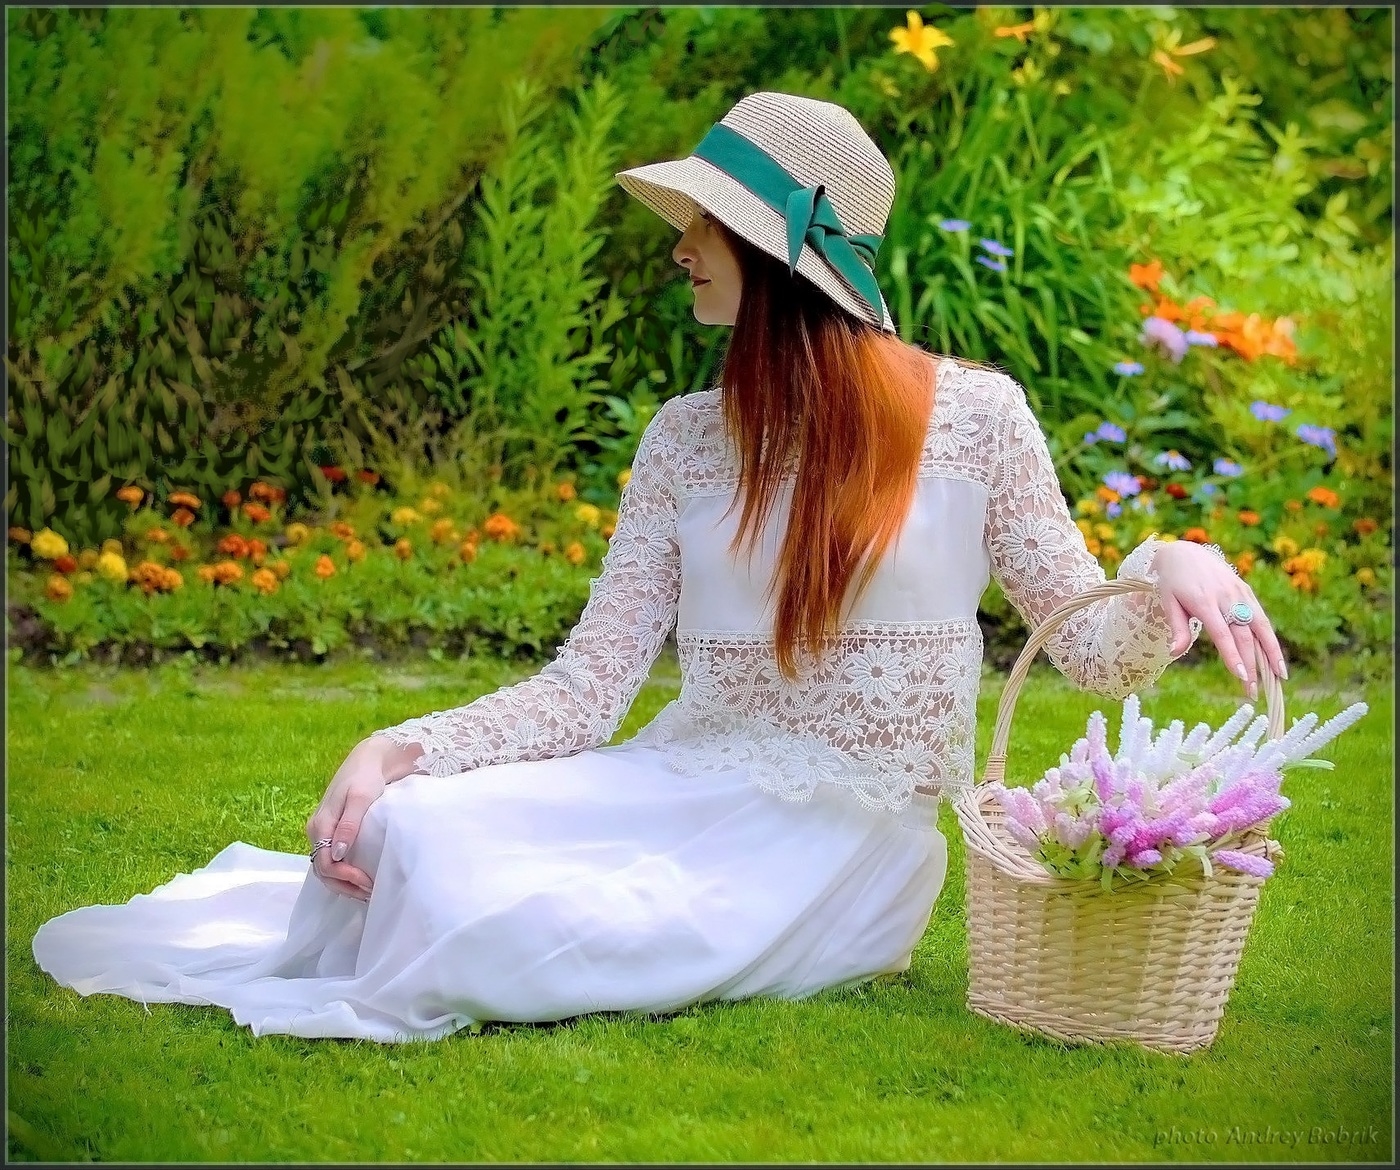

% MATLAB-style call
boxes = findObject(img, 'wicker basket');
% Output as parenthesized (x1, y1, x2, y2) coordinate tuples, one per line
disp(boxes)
(953, 578, 1287, 1056)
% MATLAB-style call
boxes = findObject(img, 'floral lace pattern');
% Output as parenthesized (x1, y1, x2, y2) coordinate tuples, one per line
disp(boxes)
(373, 362, 1194, 813)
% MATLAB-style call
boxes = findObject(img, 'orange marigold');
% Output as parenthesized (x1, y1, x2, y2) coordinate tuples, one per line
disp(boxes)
(251, 568, 279, 595)
(1237, 509, 1261, 526)
(271, 559, 292, 580)
(394, 539, 413, 561)
(483, 512, 521, 542)
(314, 554, 337, 578)
(222, 490, 242, 509)
(600, 522, 616, 540)
(357, 469, 380, 485)
(242, 503, 270, 524)
(1096, 485, 1121, 504)
(329, 521, 356, 540)
(116, 485, 144, 507)
(564, 541, 586, 566)
(144, 527, 169, 544)
(53, 553, 78, 574)
(197, 565, 218, 584)
(247, 538, 267, 559)
(458, 540, 478, 563)
(248, 481, 286, 504)
(1101, 545, 1122, 564)
(1353, 517, 1379, 536)
(8, 526, 32, 543)
(346, 539, 367, 563)
(169, 544, 191, 562)
(218, 533, 249, 558)
(1234, 550, 1256, 575)
(213, 561, 243, 585)
(168, 491, 202, 510)
(1182, 527, 1210, 543)
(1284, 498, 1303, 513)
(170, 507, 195, 528)
(45, 574, 73, 603)
(1128, 258, 1164, 292)
(430, 518, 457, 545)
(1288, 571, 1317, 593)
(1306, 485, 1340, 508)
(556, 482, 577, 502)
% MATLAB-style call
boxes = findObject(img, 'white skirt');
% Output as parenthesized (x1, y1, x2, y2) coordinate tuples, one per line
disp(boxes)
(31, 743, 948, 1043)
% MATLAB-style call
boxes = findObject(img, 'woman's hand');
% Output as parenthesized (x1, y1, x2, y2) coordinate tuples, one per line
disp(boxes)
(306, 737, 421, 901)
(1153, 540, 1288, 699)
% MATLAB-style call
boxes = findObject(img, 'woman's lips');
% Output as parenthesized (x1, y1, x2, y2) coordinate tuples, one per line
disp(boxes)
(691, 278, 710, 287)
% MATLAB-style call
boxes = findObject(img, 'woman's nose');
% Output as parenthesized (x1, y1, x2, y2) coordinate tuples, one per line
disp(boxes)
(672, 229, 697, 268)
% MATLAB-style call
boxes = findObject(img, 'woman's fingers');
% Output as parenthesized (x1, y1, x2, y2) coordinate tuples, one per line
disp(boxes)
(1241, 586, 1288, 679)
(1161, 591, 1197, 659)
(1195, 602, 1256, 696)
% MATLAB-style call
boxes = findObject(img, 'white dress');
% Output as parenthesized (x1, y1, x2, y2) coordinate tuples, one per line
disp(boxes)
(32, 360, 1185, 1042)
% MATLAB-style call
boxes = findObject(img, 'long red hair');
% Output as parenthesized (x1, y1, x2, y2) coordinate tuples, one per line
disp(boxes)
(711, 220, 1002, 682)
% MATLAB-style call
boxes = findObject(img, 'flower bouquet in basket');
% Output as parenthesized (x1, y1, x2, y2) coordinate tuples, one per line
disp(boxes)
(984, 693, 1369, 894)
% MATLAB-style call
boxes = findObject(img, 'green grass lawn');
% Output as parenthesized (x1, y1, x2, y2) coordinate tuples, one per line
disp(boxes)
(6, 648, 1393, 1163)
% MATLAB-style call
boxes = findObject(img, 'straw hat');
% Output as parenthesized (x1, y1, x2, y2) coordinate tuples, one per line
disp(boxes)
(615, 91, 897, 334)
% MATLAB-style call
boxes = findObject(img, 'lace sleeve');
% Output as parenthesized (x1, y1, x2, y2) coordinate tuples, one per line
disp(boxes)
(370, 397, 686, 778)
(983, 375, 1198, 699)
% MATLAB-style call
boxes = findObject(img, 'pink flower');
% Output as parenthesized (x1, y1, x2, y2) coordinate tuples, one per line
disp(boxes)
(1125, 847, 1163, 868)
(1213, 849, 1275, 878)
(1102, 842, 1126, 869)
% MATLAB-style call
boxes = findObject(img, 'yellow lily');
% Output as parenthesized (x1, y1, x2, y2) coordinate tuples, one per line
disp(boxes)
(890, 11, 955, 73)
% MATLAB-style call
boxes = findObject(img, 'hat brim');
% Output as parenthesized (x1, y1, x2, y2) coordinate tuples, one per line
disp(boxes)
(616, 156, 896, 334)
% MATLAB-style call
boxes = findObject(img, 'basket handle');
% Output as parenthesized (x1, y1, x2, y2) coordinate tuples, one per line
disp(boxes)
(979, 576, 1287, 787)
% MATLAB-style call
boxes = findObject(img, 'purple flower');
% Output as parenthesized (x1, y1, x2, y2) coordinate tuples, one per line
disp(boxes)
(1140, 316, 1189, 363)
(1250, 400, 1290, 422)
(1105, 501, 1122, 518)
(938, 218, 971, 232)
(1213, 458, 1244, 477)
(979, 238, 1014, 257)
(1153, 449, 1192, 471)
(1213, 849, 1274, 879)
(1103, 470, 1141, 498)
(1296, 424, 1338, 459)
(1184, 330, 1218, 347)
(1200, 482, 1218, 495)
(1096, 421, 1127, 442)
(1113, 360, 1145, 376)
(976, 255, 1008, 272)
(1102, 842, 1126, 869)
(1125, 847, 1163, 868)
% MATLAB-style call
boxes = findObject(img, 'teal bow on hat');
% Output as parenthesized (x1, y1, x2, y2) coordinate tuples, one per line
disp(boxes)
(691, 122, 887, 327)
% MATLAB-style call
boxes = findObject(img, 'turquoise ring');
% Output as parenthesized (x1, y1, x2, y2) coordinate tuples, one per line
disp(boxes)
(1224, 601, 1255, 626)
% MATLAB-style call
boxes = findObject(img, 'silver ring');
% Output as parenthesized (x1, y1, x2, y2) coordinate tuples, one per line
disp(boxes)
(310, 837, 334, 861)
(1224, 601, 1255, 626)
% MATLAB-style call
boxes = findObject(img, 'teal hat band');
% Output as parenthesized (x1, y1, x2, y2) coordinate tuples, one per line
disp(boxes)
(691, 122, 887, 327)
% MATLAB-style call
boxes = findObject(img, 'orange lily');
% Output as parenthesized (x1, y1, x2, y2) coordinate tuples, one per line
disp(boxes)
(995, 21, 1035, 43)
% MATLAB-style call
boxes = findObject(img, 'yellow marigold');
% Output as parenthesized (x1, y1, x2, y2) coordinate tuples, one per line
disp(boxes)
(168, 491, 202, 510)
(9, 526, 32, 543)
(1306, 485, 1340, 508)
(1238, 509, 1261, 526)
(564, 541, 586, 566)
(116, 485, 144, 507)
(600, 521, 616, 539)
(97, 551, 129, 583)
(1158, 533, 1179, 542)
(45, 574, 73, 603)
(329, 521, 356, 540)
(617, 469, 632, 489)
(285, 523, 311, 545)
(1093, 523, 1115, 541)
(419, 497, 443, 516)
(1356, 567, 1377, 587)
(575, 503, 603, 528)
(1297, 548, 1328, 573)
(1271, 536, 1300, 557)
(430, 518, 457, 545)
(251, 567, 279, 595)
(391, 507, 422, 526)
(394, 538, 413, 561)
(429, 481, 452, 499)
(458, 540, 478, 564)
(1075, 498, 1102, 517)
(346, 539, 367, 563)
(197, 565, 218, 584)
(1284, 498, 1303, 513)
(1075, 518, 1094, 538)
(170, 507, 195, 528)
(1234, 550, 1256, 576)
(77, 548, 100, 570)
(213, 561, 243, 585)
(483, 512, 521, 542)
(30, 528, 69, 559)
(1353, 517, 1379, 536)
(101, 538, 124, 556)
(144, 527, 169, 544)
(1085, 537, 1102, 556)
(556, 482, 577, 502)
(314, 554, 337, 579)
(271, 559, 292, 579)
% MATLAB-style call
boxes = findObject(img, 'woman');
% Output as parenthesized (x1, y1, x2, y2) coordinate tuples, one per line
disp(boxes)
(33, 92, 1285, 1042)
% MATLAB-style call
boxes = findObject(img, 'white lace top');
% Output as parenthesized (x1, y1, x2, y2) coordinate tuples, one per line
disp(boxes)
(372, 360, 1190, 814)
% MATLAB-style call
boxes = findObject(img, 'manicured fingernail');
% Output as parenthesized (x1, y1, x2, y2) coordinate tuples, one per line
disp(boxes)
(331, 841, 347, 862)
(1249, 682, 1258, 701)
(1234, 664, 1249, 682)
(1277, 659, 1289, 680)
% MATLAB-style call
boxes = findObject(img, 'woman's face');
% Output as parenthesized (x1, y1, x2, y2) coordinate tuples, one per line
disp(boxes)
(672, 204, 742, 326)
